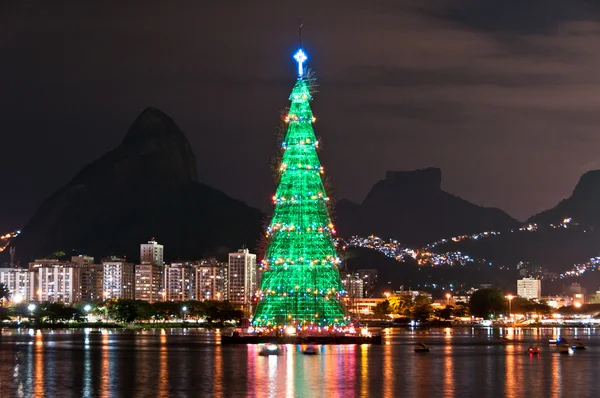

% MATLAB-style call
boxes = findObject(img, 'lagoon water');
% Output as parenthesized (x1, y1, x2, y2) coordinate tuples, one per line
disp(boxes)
(1, 327, 599, 397)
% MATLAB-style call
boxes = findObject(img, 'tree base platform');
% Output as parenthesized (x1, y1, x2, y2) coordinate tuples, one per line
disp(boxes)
(221, 334, 382, 345)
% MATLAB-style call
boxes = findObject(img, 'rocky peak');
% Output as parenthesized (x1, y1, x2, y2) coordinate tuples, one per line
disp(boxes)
(528, 169, 600, 225)
(383, 168, 442, 192)
(11, 107, 262, 263)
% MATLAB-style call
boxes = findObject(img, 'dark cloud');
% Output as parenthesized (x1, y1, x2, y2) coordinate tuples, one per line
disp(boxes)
(436, 0, 600, 34)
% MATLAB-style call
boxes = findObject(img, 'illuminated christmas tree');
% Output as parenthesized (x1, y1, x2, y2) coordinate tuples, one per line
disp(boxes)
(252, 49, 347, 329)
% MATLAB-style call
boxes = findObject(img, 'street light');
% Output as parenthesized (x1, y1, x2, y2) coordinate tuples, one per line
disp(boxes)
(84, 304, 92, 312)
(182, 306, 187, 321)
(28, 304, 36, 320)
(506, 295, 514, 318)
(384, 292, 391, 298)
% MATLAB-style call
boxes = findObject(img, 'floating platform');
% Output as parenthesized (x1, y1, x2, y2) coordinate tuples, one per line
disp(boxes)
(221, 334, 382, 345)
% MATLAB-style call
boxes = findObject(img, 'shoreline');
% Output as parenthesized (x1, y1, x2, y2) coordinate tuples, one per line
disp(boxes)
(1, 322, 598, 331)
(0, 321, 234, 330)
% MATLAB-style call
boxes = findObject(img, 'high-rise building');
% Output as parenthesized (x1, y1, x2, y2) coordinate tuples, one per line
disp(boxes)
(30, 260, 81, 303)
(228, 249, 257, 306)
(517, 277, 541, 300)
(140, 239, 164, 266)
(567, 283, 587, 304)
(135, 263, 163, 303)
(0, 268, 35, 302)
(356, 269, 378, 297)
(71, 255, 104, 302)
(163, 262, 195, 301)
(195, 259, 226, 301)
(102, 257, 135, 300)
(80, 264, 104, 302)
(341, 273, 364, 298)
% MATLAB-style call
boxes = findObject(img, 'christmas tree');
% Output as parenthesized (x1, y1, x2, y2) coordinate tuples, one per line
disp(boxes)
(252, 49, 347, 329)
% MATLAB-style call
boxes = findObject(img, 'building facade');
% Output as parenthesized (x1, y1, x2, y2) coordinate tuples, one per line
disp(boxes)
(163, 262, 195, 301)
(0, 268, 35, 302)
(140, 239, 164, 266)
(341, 273, 364, 298)
(356, 269, 378, 297)
(135, 263, 163, 303)
(517, 277, 542, 300)
(195, 259, 225, 301)
(80, 264, 104, 302)
(33, 264, 81, 303)
(227, 249, 257, 306)
(102, 257, 135, 300)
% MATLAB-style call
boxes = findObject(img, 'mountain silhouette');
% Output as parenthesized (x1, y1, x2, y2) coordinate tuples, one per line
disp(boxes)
(529, 170, 600, 226)
(11, 107, 263, 264)
(336, 168, 519, 245)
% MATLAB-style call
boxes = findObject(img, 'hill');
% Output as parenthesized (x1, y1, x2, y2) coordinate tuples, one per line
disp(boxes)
(11, 107, 264, 264)
(336, 168, 519, 245)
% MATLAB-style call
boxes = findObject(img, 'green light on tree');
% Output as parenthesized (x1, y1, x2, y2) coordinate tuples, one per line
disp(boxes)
(252, 51, 347, 328)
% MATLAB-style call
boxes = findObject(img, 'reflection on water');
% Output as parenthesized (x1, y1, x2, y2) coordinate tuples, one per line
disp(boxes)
(1, 328, 600, 397)
(158, 331, 169, 397)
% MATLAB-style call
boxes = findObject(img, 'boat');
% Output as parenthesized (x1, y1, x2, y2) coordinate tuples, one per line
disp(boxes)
(302, 344, 318, 355)
(527, 346, 540, 355)
(571, 340, 586, 350)
(559, 344, 572, 354)
(414, 343, 430, 353)
(89, 330, 102, 335)
(549, 337, 567, 345)
(259, 344, 283, 356)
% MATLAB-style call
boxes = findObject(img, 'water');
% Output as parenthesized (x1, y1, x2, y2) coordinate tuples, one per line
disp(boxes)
(1, 327, 599, 397)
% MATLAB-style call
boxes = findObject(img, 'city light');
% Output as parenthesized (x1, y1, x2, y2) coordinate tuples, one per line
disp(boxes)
(84, 304, 92, 312)
(506, 295, 514, 318)
(285, 326, 296, 335)
(28, 304, 36, 312)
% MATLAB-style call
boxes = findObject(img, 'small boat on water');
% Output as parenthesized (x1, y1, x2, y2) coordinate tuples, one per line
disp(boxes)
(549, 337, 567, 345)
(528, 346, 541, 355)
(414, 343, 430, 353)
(302, 344, 318, 355)
(571, 340, 586, 350)
(259, 344, 283, 356)
(559, 344, 572, 354)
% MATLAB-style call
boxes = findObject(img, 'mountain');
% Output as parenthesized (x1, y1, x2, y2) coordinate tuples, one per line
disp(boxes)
(336, 168, 519, 245)
(529, 170, 600, 225)
(11, 107, 263, 264)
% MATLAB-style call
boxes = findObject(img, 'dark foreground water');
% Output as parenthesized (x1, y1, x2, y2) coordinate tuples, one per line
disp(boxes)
(1, 327, 599, 397)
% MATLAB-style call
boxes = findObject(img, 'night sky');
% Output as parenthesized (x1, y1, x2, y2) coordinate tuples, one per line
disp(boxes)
(2, 0, 600, 232)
